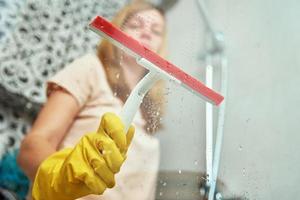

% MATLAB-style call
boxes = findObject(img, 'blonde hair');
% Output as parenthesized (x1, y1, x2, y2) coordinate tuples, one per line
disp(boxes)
(97, 1, 168, 134)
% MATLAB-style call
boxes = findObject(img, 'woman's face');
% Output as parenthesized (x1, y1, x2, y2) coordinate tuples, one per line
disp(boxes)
(122, 9, 165, 53)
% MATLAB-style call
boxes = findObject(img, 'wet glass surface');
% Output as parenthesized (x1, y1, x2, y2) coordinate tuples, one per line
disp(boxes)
(0, 0, 299, 200)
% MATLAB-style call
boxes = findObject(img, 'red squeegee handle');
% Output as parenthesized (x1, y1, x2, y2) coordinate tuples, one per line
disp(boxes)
(89, 16, 224, 106)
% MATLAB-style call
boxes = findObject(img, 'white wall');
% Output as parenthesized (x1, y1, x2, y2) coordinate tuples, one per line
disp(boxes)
(156, 0, 300, 199)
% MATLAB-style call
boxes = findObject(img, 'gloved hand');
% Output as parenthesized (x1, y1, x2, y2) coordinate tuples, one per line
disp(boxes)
(32, 112, 135, 200)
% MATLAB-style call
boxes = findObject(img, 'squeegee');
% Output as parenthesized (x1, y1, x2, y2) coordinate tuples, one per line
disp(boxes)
(89, 16, 224, 131)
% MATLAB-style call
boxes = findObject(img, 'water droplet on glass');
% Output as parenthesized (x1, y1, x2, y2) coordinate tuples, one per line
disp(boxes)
(159, 191, 163, 196)
(113, 92, 117, 96)
(242, 168, 246, 176)
(176, 191, 179, 196)
(204, 174, 209, 181)
(116, 73, 120, 79)
(239, 145, 243, 151)
(163, 182, 167, 186)
(178, 170, 182, 174)
(194, 160, 198, 165)
(216, 193, 222, 200)
(200, 188, 206, 196)
(184, 74, 189, 81)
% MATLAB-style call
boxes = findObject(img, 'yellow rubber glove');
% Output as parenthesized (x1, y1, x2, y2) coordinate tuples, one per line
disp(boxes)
(32, 112, 135, 200)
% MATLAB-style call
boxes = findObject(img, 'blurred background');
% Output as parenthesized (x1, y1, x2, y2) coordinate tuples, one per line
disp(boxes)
(0, 0, 299, 199)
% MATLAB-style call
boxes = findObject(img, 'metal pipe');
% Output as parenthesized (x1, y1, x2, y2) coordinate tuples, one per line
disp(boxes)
(208, 54, 228, 200)
(196, 0, 225, 53)
(205, 54, 214, 187)
(196, 0, 216, 35)
(195, 1, 228, 199)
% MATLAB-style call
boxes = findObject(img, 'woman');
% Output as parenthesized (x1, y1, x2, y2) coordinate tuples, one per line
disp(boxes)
(17, 1, 168, 200)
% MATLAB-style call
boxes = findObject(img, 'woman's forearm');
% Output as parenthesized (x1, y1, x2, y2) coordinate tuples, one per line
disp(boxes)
(17, 134, 57, 181)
